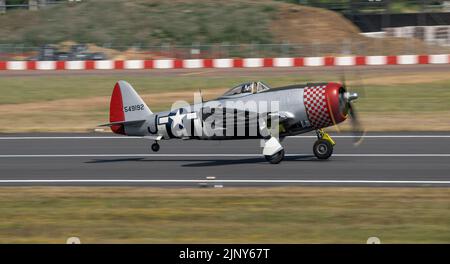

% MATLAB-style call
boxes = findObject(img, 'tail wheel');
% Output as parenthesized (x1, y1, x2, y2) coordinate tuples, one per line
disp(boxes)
(265, 149, 285, 164)
(151, 142, 160, 152)
(313, 139, 333, 160)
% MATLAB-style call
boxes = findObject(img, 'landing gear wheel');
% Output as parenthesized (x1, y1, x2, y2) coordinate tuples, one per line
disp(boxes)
(313, 139, 333, 160)
(151, 142, 160, 152)
(265, 149, 285, 164)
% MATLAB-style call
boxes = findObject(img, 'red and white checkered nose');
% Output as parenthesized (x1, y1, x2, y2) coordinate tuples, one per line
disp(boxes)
(303, 83, 347, 129)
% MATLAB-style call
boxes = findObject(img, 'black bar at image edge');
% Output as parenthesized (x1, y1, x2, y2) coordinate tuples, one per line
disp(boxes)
(0, 244, 449, 263)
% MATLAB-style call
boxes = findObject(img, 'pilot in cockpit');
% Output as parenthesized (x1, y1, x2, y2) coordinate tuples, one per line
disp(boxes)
(241, 83, 251, 93)
(242, 82, 258, 94)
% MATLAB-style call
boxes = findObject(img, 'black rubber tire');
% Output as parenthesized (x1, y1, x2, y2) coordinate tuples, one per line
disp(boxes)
(151, 143, 160, 152)
(313, 139, 333, 160)
(265, 149, 285, 164)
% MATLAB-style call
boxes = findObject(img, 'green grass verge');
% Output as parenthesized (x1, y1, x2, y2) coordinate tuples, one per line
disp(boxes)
(0, 75, 311, 104)
(1, 72, 450, 132)
(0, 187, 449, 243)
(2, 74, 450, 113)
(360, 80, 450, 113)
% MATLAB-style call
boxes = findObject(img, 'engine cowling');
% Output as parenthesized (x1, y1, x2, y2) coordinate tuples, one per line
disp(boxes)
(303, 82, 347, 129)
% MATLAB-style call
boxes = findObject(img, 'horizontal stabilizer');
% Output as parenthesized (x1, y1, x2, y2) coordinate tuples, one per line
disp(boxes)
(98, 119, 146, 127)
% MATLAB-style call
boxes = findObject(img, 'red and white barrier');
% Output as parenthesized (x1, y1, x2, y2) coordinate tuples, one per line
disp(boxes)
(0, 54, 448, 70)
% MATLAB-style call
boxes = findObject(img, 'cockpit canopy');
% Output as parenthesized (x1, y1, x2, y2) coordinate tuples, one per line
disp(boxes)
(221, 81, 271, 97)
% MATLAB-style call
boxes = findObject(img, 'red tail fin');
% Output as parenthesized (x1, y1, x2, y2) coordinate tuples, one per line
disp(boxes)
(109, 82, 125, 134)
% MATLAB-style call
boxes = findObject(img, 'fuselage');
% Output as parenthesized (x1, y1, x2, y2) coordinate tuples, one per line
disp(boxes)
(122, 82, 347, 140)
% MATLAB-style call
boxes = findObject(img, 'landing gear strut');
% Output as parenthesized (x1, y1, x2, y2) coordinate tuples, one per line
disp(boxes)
(151, 142, 160, 152)
(313, 129, 334, 160)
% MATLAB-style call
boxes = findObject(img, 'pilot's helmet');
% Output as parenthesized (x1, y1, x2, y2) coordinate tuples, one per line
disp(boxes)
(242, 84, 251, 93)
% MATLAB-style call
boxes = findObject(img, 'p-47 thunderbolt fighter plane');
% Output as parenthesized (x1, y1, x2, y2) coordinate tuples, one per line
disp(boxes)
(101, 80, 362, 164)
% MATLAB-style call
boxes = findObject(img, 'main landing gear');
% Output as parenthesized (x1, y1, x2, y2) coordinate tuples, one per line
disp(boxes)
(263, 137, 285, 164)
(265, 149, 285, 164)
(151, 142, 160, 152)
(313, 129, 335, 160)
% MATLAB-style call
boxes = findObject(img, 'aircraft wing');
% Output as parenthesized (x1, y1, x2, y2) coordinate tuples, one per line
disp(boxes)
(201, 106, 293, 123)
(200, 106, 294, 136)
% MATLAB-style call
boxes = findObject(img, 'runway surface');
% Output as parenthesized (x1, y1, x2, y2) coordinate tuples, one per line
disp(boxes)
(0, 132, 449, 187)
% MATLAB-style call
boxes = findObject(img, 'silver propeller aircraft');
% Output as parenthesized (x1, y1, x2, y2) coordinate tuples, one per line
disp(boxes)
(101, 80, 362, 164)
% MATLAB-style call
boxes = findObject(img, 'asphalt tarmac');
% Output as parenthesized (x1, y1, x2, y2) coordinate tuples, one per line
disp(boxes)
(0, 132, 449, 187)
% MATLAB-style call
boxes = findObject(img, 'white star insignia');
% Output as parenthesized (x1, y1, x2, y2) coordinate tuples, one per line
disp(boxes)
(170, 109, 186, 129)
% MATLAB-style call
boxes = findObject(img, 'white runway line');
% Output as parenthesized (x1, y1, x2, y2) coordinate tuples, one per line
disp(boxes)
(0, 135, 450, 140)
(0, 153, 450, 158)
(0, 179, 449, 185)
(290, 135, 450, 138)
(0, 136, 139, 140)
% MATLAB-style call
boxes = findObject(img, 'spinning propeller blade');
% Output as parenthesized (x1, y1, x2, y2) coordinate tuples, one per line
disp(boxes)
(347, 101, 365, 145)
(339, 72, 366, 145)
